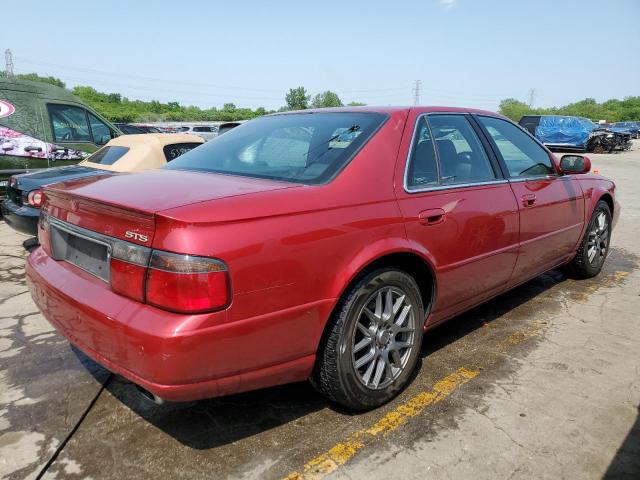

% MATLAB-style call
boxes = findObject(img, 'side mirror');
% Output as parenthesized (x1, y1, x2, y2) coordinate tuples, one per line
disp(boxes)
(559, 154, 591, 174)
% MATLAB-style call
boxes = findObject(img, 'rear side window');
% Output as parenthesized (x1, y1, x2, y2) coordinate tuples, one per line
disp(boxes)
(478, 116, 555, 178)
(406, 116, 438, 188)
(48, 104, 91, 142)
(163, 142, 201, 161)
(429, 115, 495, 185)
(193, 126, 214, 132)
(166, 112, 387, 184)
(86, 146, 129, 165)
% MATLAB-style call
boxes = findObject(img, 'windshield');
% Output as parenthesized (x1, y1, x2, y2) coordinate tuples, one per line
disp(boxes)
(165, 112, 387, 184)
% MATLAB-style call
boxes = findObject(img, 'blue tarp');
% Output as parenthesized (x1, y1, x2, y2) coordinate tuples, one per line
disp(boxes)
(535, 116, 595, 147)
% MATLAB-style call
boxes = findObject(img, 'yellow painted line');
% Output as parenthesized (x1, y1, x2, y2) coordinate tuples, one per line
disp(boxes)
(282, 367, 479, 480)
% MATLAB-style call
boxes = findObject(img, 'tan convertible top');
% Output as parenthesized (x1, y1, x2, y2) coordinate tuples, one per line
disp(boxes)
(79, 133, 204, 173)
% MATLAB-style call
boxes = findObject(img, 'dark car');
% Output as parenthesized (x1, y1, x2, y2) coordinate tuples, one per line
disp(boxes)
(519, 115, 632, 153)
(1, 134, 203, 236)
(114, 123, 147, 135)
(611, 121, 640, 139)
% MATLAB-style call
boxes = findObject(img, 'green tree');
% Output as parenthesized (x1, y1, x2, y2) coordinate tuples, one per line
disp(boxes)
(0, 71, 66, 88)
(311, 90, 343, 108)
(347, 101, 367, 106)
(498, 98, 535, 121)
(285, 87, 310, 111)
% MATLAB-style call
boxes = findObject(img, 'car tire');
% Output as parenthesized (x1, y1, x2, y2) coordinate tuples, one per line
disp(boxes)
(567, 200, 611, 279)
(313, 268, 424, 410)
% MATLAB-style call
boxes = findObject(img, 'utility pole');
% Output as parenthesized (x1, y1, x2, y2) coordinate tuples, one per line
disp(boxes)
(412, 80, 422, 105)
(527, 88, 536, 108)
(4, 49, 14, 77)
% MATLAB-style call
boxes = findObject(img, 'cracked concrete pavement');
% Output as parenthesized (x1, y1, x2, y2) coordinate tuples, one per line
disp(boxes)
(0, 144, 639, 479)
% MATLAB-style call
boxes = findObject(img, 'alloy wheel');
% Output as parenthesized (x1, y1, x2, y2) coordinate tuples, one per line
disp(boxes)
(351, 287, 416, 390)
(587, 211, 609, 265)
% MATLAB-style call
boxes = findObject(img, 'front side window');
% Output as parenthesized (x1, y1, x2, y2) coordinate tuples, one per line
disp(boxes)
(86, 146, 129, 165)
(478, 115, 555, 178)
(165, 112, 386, 184)
(88, 113, 112, 145)
(48, 104, 91, 142)
(429, 115, 495, 185)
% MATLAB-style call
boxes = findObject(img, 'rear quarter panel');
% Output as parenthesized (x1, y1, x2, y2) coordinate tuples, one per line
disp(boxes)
(154, 110, 410, 347)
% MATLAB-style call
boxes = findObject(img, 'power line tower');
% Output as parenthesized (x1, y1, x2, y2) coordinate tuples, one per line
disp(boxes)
(527, 88, 536, 108)
(412, 80, 422, 105)
(4, 49, 14, 77)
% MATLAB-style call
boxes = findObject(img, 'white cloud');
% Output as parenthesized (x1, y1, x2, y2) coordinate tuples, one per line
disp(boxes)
(440, 0, 456, 8)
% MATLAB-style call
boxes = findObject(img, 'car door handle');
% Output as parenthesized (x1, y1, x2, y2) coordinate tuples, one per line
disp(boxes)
(418, 208, 446, 226)
(521, 194, 537, 207)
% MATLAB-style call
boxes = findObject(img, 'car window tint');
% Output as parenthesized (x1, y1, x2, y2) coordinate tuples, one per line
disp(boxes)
(429, 115, 495, 185)
(48, 104, 91, 142)
(166, 113, 386, 184)
(88, 113, 112, 145)
(406, 116, 438, 189)
(163, 142, 202, 161)
(85, 146, 129, 165)
(478, 115, 554, 178)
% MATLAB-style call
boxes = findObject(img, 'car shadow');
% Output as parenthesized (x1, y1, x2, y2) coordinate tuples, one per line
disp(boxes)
(73, 269, 568, 450)
(603, 406, 640, 479)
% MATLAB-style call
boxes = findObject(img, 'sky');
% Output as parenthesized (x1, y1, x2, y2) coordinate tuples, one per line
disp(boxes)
(2, 0, 639, 111)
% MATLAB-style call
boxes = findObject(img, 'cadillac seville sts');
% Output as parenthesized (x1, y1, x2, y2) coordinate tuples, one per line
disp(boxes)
(26, 107, 618, 409)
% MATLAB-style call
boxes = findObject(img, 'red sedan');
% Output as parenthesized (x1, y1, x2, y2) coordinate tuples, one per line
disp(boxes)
(26, 107, 618, 409)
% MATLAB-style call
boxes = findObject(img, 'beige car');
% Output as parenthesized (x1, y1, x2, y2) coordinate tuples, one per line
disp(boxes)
(81, 133, 204, 172)
(1, 133, 204, 236)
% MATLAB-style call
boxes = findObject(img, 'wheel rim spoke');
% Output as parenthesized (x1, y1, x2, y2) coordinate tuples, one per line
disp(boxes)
(352, 286, 416, 390)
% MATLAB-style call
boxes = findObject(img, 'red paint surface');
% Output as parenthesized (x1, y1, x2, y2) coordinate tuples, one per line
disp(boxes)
(26, 107, 618, 401)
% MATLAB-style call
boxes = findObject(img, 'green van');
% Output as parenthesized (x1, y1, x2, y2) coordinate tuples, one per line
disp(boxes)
(0, 78, 121, 196)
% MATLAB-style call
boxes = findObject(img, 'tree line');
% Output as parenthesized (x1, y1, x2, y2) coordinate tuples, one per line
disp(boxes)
(2, 71, 638, 123)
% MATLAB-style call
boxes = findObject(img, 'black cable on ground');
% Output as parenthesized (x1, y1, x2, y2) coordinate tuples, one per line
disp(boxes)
(35, 373, 114, 480)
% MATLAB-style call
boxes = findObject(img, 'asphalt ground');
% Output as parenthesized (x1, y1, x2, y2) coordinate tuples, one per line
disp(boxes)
(1, 142, 639, 480)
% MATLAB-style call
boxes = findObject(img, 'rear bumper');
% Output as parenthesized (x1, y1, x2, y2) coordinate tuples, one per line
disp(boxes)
(26, 247, 331, 401)
(1, 199, 39, 236)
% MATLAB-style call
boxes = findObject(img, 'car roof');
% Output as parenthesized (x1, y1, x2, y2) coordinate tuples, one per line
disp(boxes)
(78, 133, 204, 173)
(274, 105, 504, 118)
(107, 133, 204, 147)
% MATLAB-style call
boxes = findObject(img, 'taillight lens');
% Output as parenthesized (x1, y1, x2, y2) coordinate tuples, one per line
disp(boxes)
(107, 243, 229, 313)
(27, 189, 44, 208)
(109, 240, 151, 302)
(146, 251, 229, 313)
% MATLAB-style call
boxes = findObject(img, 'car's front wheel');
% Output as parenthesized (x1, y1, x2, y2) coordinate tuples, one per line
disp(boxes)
(567, 200, 612, 278)
(313, 268, 424, 410)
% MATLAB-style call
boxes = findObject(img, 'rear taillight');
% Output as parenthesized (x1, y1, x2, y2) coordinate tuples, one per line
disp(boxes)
(107, 241, 229, 313)
(38, 212, 51, 254)
(146, 251, 229, 313)
(27, 189, 44, 208)
(109, 240, 151, 303)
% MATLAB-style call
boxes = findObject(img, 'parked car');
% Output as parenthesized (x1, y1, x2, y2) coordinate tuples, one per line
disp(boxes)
(133, 124, 163, 133)
(177, 125, 218, 141)
(611, 121, 640, 139)
(217, 122, 242, 135)
(2, 133, 203, 236)
(26, 107, 618, 410)
(0, 78, 122, 197)
(519, 115, 632, 153)
(114, 123, 147, 135)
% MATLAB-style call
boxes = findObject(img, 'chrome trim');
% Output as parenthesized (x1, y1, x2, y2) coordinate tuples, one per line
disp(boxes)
(403, 113, 504, 194)
(508, 174, 562, 183)
(405, 179, 508, 193)
(48, 215, 151, 273)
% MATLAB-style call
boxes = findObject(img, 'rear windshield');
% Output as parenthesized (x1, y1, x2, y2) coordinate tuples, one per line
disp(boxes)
(164, 112, 387, 184)
(163, 142, 202, 161)
(86, 146, 129, 165)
